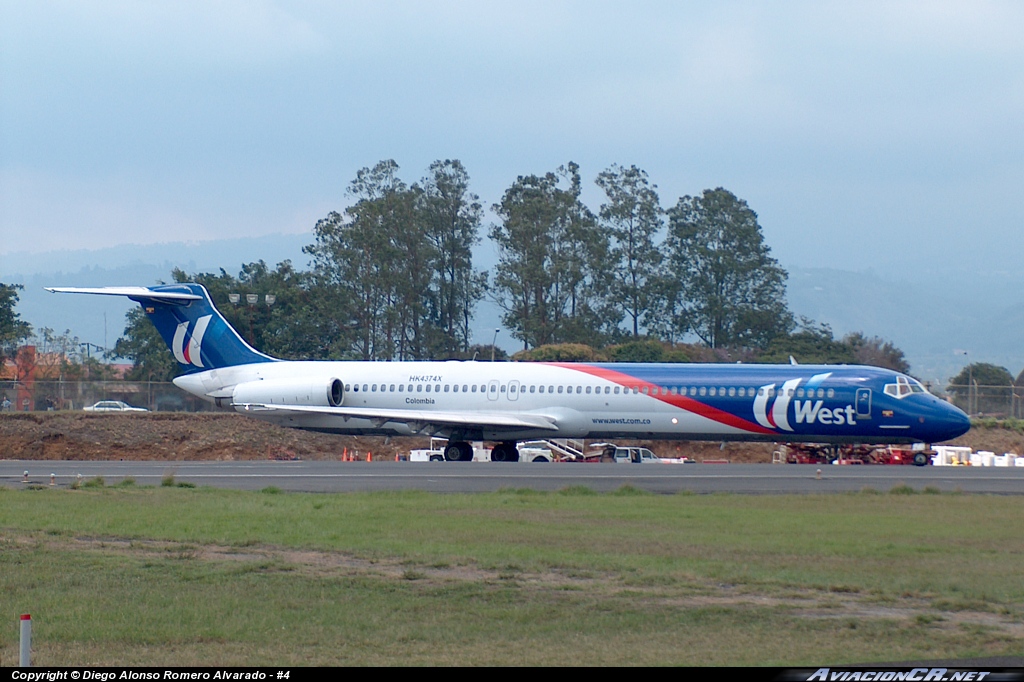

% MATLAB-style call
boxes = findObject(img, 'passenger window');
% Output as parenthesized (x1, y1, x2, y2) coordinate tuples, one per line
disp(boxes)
(398, 385, 404, 392)
(558, 386, 564, 394)
(425, 385, 431, 392)
(345, 384, 351, 391)
(500, 385, 506, 393)
(614, 387, 620, 394)
(827, 389, 834, 398)
(530, 386, 535, 393)
(539, 386, 545, 393)
(471, 385, 477, 393)
(699, 387, 707, 396)
(390, 384, 396, 392)
(586, 386, 592, 394)
(490, 384, 497, 393)
(548, 386, 554, 393)
(463, 385, 468, 392)
(435, 384, 440, 392)
(417, 385, 423, 392)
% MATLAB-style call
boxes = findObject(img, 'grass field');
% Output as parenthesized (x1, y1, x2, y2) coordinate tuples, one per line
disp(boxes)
(1, 483, 1022, 666)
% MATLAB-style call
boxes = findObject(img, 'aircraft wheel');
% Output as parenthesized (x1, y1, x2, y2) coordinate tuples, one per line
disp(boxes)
(429, 454, 444, 462)
(532, 455, 549, 463)
(507, 447, 520, 463)
(491, 444, 508, 462)
(457, 442, 473, 461)
(444, 445, 463, 462)
(913, 452, 929, 467)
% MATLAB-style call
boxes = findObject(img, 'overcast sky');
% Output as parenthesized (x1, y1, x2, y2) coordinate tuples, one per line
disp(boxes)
(2, 1, 1022, 275)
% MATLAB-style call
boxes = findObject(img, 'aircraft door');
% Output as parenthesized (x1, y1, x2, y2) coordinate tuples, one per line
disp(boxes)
(507, 379, 520, 401)
(487, 379, 499, 402)
(856, 388, 872, 419)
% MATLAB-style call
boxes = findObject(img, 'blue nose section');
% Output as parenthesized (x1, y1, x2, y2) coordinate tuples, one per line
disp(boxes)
(934, 402, 971, 442)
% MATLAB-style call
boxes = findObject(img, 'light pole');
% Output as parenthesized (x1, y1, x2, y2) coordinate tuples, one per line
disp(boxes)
(491, 328, 500, 362)
(230, 293, 274, 346)
(955, 350, 972, 416)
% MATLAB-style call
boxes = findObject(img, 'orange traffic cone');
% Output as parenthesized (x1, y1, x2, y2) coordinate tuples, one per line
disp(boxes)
(367, 452, 372, 462)
(342, 447, 348, 462)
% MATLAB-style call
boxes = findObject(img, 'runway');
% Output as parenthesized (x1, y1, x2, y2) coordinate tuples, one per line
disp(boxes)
(2, 460, 1023, 494)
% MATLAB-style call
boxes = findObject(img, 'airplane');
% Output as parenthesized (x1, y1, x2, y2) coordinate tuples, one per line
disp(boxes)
(47, 284, 971, 462)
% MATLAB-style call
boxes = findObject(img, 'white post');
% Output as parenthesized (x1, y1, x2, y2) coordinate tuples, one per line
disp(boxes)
(20, 614, 31, 666)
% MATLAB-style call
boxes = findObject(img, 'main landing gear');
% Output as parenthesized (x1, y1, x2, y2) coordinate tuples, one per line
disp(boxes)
(443, 440, 520, 462)
(490, 441, 520, 463)
(443, 441, 474, 462)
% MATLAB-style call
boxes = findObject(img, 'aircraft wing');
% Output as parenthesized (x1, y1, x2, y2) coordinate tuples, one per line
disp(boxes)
(234, 403, 560, 433)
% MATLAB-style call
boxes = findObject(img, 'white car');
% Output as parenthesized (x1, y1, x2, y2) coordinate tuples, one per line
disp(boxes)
(83, 400, 148, 413)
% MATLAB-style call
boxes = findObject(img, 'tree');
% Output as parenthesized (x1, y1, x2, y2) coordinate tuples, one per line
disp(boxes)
(843, 332, 910, 373)
(418, 159, 487, 356)
(948, 363, 1013, 390)
(758, 320, 857, 365)
(0, 283, 32, 363)
(490, 163, 614, 349)
(596, 164, 664, 338)
(305, 160, 435, 361)
(665, 188, 792, 349)
(948, 362, 1014, 415)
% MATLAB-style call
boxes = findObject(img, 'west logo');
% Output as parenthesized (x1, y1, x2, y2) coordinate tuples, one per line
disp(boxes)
(793, 400, 857, 425)
(753, 372, 850, 431)
(171, 314, 213, 368)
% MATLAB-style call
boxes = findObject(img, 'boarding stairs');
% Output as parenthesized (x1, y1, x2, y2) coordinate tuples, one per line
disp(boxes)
(542, 439, 586, 460)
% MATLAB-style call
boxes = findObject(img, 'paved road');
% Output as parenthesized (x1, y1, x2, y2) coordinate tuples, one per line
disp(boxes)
(2, 460, 1023, 494)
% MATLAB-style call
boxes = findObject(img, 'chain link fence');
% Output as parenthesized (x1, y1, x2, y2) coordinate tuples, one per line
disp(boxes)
(945, 384, 1023, 419)
(0, 380, 215, 413)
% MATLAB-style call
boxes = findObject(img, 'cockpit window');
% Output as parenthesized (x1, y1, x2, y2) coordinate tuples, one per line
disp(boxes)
(884, 375, 930, 399)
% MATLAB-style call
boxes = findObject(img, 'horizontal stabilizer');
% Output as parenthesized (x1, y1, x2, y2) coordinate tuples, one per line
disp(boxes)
(45, 286, 202, 301)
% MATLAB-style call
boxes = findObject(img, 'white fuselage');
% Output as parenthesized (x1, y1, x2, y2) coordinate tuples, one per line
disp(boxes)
(174, 359, 758, 441)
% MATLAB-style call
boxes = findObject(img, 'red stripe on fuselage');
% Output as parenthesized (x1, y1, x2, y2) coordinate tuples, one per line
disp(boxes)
(549, 363, 775, 436)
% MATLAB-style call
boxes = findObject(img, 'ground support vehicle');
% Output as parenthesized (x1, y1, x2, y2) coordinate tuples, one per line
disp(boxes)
(782, 443, 931, 466)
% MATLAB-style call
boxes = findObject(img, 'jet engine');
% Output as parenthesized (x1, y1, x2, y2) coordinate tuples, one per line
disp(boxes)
(231, 377, 344, 407)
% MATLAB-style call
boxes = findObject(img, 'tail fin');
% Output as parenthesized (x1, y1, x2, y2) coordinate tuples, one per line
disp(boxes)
(46, 284, 276, 372)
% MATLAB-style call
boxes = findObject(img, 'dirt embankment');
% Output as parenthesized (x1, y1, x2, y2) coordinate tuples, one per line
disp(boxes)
(0, 412, 1019, 463)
